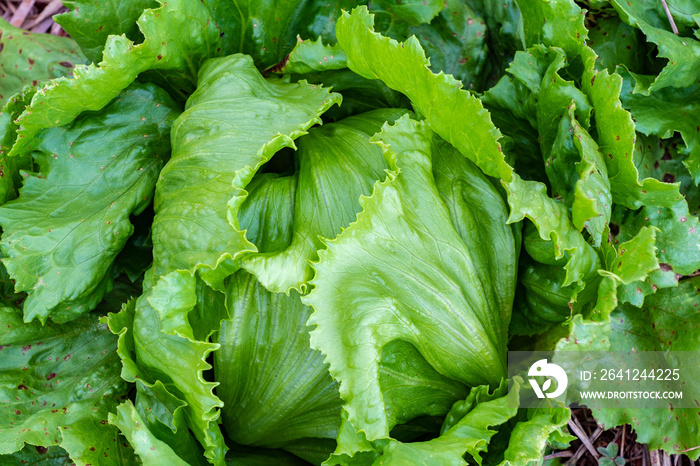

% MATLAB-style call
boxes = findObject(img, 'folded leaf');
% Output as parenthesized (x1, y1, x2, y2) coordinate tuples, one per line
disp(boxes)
(336, 6, 511, 181)
(110, 400, 190, 465)
(153, 54, 340, 289)
(130, 271, 228, 465)
(239, 108, 406, 292)
(106, 300, 212, 466)
(305, 115, 516, 440)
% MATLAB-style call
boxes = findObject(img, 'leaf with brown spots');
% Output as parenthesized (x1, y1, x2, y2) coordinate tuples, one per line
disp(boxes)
(0, 84, 178, 324)
(0, 308, 135, 465)
(0, 18, 85, 105)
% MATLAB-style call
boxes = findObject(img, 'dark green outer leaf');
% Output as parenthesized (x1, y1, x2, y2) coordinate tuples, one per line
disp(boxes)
(55, 0, 158, 64)
(409, 0, 488, 90)
(587, 15, 645, 73)
(620, 69, 700, 184)
(225, 444, 309, 465)
(237, 172, 297, 255)
(0, 308, 135, 465)
(9, 0, 220, 157)
(610, 0, 700, 92)
(0, 444, 73, 465)
(0, 19, 86, 104)
(291, 69, 410, 122)
(633, 134, 699, 217)
(378, 340, 468, 431)
(373, 0, 443, 26)
(0, 84, 178, 324)
(611, 201, 700, 277)
(204, 0, 361, 70)
(601, 279, 700, 458)
(471, 0, 524, 84)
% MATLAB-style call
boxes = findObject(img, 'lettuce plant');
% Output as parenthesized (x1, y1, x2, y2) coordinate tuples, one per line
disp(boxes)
(0, 0, 698, 464)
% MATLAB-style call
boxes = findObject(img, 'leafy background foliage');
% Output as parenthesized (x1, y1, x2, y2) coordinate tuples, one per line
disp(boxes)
(0, 0, 698, 464)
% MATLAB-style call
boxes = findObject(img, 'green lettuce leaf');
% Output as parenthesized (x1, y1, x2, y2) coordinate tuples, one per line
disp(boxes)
(633, 134, 699, 218)
(144, 273, 227, 464)
(0, 84, 178, 324)
(0, 444, 73, 465)
(408, 0, 488, 90)
(280, 38, 347, 75)
(337, 6, 600, 302)
(237, 172, 296, 255)
(610, 0, 700, 92)
(106, 299, 212, 466)
(551, 229, 700, 459)
(239, 108, 407, 292)
(215, 271, 342, 447)
(514, 0, 683, 210)
(0, 87, 35, 205)
(586, 68, 681, 209)
(204, 0, 360, 69)
(153, 53, 340, 290)
(288, 69, 411, 122)
(587, 15, 645, 72)
(560, 278, 700, 459)
(328, 379, 566, 466)
(0, 307, 135, 465)
(620, 68, 700, 184)
(373, 388, 517, 466)
(372, 0, 443, 26)
(463, 0, 524, 86)
(304, 115, 517, 440)
(225, 444, 310, 465)
(55, 0, 158, 64)
(496, 407, 571, 466)
(0, 19, 86, 104)
(9, 0, 220, 156)
(611, 201, 700, 277)
(110, 400, 191, 466)
(336, 6, 510, 181)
